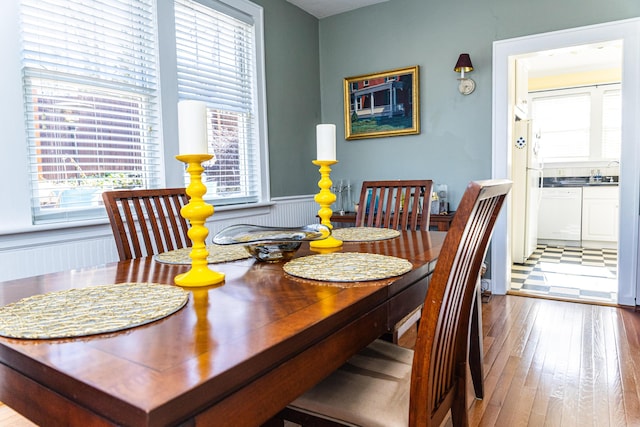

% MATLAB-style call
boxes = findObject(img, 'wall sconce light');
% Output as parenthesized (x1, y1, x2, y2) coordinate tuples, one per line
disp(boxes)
(454, 53, 475, 95)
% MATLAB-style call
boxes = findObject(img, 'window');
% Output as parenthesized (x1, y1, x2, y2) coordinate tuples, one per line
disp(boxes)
(531, 93, 591, 161)
(175, 0, 261, 205)
(20, 0, 160, 224)
(15, 0, 267, 226)
(531, 85, 621, 163)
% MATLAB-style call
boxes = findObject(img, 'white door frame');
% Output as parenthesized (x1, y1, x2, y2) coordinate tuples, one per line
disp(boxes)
(491, 18, 640, 306)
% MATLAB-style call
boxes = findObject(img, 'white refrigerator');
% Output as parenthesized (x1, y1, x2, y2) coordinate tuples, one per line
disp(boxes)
(511, 119, 543, 264)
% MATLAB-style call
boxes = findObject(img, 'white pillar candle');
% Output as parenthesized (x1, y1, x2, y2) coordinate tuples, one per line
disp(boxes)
(316, 124, 336, 161)
(178, 100, 209, 155)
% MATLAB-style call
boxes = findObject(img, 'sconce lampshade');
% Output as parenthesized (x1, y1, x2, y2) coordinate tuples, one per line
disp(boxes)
(454, 54, 474, 73)
(454, 53, 476, 95)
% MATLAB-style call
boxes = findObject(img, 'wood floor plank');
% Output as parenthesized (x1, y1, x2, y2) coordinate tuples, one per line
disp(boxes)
(541, 302, 571, 427)
(623, 309, 640, 415)
(527, 300, 565, 425)
(560, 302, 582, 427)
(490, 300, 541, 426)
(590, 305, 611, 427)
(501, 301, 545, 426)
(619, 308, 640, 426)
(603, 306, 627, 427)
(471, 298, 530, 426)
(614, 309, 640, 426)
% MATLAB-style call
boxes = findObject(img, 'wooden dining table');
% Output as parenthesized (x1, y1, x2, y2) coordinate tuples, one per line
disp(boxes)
(0, 230, 483, 427)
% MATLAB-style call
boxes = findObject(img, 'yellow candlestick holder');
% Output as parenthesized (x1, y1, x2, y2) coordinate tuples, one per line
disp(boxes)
(310, 160, 343, 249)
(174, 154, 225, 287)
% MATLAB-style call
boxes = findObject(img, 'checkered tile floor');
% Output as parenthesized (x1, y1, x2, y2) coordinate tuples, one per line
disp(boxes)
(511, 244, 618, 304)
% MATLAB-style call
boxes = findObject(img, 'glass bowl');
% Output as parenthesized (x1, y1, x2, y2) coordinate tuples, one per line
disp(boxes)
(212, 224, 331, 263)
(243, 241, 302, 263)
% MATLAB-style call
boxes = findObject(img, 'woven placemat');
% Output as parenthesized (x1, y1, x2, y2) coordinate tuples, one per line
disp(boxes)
(331, 227, 400, 242)
(0, 283, 189, 339)
(283, 252, 412, 283)
(154, 244, 250, 264)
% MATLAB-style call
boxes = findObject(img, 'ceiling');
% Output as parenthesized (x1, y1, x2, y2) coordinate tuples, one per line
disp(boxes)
(286, 0, 389, 19)
(519, 40, 623, 78)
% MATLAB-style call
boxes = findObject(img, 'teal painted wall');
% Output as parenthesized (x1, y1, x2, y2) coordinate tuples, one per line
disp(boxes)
(316, 0, 640, 208)
(253, 0, 322, 197)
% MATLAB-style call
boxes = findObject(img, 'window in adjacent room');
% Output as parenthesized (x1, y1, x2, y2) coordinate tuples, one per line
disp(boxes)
(531, 84, 621, 163)
(531, 92, 591, 161)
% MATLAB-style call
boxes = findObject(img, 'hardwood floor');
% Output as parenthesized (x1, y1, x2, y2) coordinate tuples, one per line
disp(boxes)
(2, 295, 639, 426)
(0, 402, 34, 426)
(400, 294, 640, 427)
(467, 295, 640, 427)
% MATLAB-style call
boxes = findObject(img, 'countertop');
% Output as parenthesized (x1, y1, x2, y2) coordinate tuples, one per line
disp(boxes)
(542, 176, 619, 188)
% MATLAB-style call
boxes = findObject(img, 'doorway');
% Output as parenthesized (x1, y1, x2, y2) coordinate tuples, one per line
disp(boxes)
(509, 42, 621, 304)
(491, 18, 640, 307)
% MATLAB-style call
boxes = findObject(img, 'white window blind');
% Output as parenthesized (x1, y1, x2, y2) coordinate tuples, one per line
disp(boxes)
(20, 0, 160, 224)
(602, 89, 622, 159)
(175, 0, 260, 205)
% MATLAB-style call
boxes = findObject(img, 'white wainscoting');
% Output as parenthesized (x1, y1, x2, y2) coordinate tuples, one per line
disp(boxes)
(0, 196, 318, 282)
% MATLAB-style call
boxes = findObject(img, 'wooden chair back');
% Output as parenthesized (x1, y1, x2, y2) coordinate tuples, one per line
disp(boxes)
(409, 179, 511, 426)
(102, 188, 190, 261)
(355, 180, 433, 231)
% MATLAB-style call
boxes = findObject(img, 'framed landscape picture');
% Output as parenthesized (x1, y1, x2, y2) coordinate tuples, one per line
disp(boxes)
(343, 65, 419, 140)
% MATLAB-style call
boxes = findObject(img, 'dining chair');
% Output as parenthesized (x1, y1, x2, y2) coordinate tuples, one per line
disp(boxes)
(102, 188, 191, 261)
(354, 179, 433, 343)
(270, 179, 511, 427)
(355, 180, 433, 231)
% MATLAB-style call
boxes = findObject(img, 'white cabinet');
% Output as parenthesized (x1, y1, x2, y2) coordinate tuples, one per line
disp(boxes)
(582, 186, 619, 245)
(538, 187, 582, 242)
(537, 185, 619, 247)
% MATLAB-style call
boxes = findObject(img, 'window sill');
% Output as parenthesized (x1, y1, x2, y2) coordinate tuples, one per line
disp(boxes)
(0, 201, 277, 238)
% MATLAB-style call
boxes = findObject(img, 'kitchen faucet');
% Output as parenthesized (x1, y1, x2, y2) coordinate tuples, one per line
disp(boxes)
(605, 160, 620, 183)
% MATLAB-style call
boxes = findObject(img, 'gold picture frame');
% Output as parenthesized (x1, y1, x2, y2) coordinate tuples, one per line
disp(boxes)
(343, 65, 419, 140)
